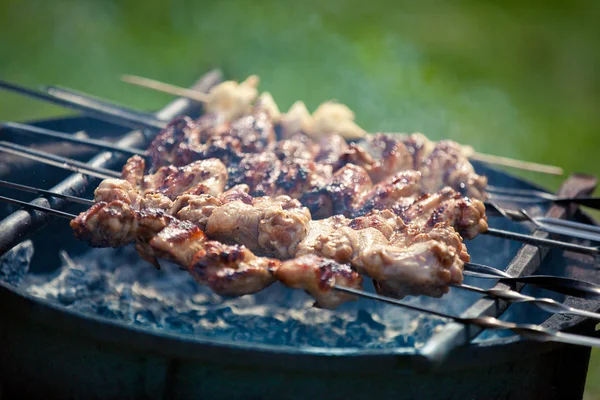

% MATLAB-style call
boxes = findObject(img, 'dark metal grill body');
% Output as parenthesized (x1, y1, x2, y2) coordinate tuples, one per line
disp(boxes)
(0, 71, 597, 400)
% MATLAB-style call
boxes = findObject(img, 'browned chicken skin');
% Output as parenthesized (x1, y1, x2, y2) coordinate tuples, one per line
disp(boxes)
(275, 255, 363, 309)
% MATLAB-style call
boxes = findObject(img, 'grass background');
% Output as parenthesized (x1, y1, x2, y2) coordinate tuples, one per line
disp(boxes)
(0, 0, 598, 396)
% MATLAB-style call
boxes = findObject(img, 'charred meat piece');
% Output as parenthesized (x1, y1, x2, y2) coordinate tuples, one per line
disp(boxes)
(197, 135, 243, 167)
(146, 116, 204, 168)
(274, 159, 319, 199)
(400, 133, 435, 170)
(228, 152, 282, 197)
(139, 193, 174, 211)
(353, 170, 422, 217)
(149, 220, 208, 267)
(70, 200, 137, 248)
(295, 215, 351, 260)
(419, 140, 488, 201)
(314, 134, 349, 166)
(276, 255, 363, 309)
(170, 194, 223, 230)
(399, 187, 488, 239)
(93, 179, 141, 208)
(357, 134, 414, 183)
(301, 164, 373, 218)
(193, 112, 230, 143)
(272, 133, 318, 162)
(228, 110, 276, 153)
(121, 155, 146, 189)
(153, 159, 228, 199)
(348, 209, 406, 240)
(206, 196, 311, 259)
(134, 208, 176, 268)
(189, 241, 278, 297)
(353, 226, 466, 299)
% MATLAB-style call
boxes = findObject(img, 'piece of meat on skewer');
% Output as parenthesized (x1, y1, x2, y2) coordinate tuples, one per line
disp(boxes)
(205, 195, 311, 259)
(70, 200, 138, 248)
(399, 187, 488, 240)
(275, 255, 363, 309)
(189, 240, 279, 297)
(292, 209, 467, 299)
(301, 164, 373, 219)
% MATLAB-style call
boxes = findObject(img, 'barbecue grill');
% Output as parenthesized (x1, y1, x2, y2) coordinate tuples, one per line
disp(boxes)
(0, 70, 599, 400)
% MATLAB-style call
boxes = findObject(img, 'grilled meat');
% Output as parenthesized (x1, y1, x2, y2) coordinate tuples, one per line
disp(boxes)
(93, 178, 141, 207)
(419, 140, 488, 200)
(189, 240, 278, 297)
(206, 195, 311, 259)
(301, 164, 373, 218)
(275, 255, 363, 309)
(400, 187, 488, 240)
(353, 170, 422, 217)
(353, 222, 467, 299)
(71, 200, 138, 248)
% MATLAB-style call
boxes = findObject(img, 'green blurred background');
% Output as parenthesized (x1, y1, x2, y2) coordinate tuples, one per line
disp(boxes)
(0, 0, 598, 396)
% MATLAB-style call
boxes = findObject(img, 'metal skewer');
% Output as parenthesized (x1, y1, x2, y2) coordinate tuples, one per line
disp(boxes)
(334, 285, 600, 348)
(2, 124, 595, 239)
(464, 262, 600, 300)
(0, 80, 165, 131)
(484, 227, 599, 257)
(3, 141, 597, 256)
(0, 144, 115, 181)
(120, 73, 564, 176)
(453, 282, 600, 320)
(1, 122, 150, 157)
(43, 86, 157, 120)
(0, 195, 77, 220)
(2, 180, 598, 302)
(0, 179, 94, 206)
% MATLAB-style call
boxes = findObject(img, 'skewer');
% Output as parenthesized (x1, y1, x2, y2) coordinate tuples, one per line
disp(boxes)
(485, 203, 600, 242)
(2, 188, 597, 348)
(1, 122, 150, 158)
(0, 179, 94, 206)
(0, 141, 119, 178)
(333, 285, 600, 348)
(2, 183, 597, 302)
(0, 78, 570, 200)
(43, 86, 157, 120)
(485, 227, 599, 257)
(0, 143, 115, 180)
(121, 75, 210, 103)
(0, 195, 77, 220)
(0, 188, 600, 320)
(453, 282, 600, 321)
(120, 73, 563, 176)
(468, 152, 563, 175)
(1, 127, 593, 236)
(0, 79, 165, 131)
(3, 142, 596, 256)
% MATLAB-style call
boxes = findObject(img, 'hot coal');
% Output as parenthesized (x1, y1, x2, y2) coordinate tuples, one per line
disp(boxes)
(11, 244, 454, 349)
(0, 240, 33, 287)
